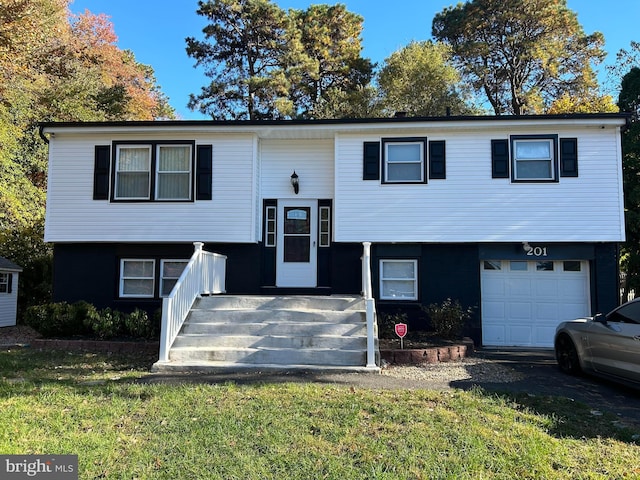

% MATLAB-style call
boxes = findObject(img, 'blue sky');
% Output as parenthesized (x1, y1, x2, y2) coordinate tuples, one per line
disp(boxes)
(70, 0, 640, 119)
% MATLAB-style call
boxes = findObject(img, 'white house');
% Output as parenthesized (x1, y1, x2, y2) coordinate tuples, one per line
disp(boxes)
(0, 257, 22, 327)
(40, 114, 628, 348)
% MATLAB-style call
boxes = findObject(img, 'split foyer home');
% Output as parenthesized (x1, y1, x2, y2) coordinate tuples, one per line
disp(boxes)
(40, 114, 628, 368)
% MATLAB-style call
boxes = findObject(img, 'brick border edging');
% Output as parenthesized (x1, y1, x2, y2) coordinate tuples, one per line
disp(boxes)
(31, 338, 159, 355)
(380, 338, 474, 365)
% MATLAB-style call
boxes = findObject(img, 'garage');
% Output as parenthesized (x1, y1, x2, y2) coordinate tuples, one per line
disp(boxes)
(481, 259, 590, 347)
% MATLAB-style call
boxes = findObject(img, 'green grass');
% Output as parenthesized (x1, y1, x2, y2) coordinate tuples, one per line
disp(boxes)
(0, 349, 639, 479)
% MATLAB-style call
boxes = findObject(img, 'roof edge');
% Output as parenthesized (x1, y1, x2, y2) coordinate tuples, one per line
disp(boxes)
(40, 113, 631, 130)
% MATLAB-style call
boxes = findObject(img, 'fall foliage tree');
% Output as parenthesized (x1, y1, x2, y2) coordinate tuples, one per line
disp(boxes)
(0, 0, 174, 315)
(432, 0, 607, 115)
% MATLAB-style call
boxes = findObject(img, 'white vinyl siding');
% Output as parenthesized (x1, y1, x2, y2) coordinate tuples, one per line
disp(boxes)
(335, 127, 624, 243)
(260, 139, 334, 200)
(0, 271, 18, 327)
(45, 133, 257, 243)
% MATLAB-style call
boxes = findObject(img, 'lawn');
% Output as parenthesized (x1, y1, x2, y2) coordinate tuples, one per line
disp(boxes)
(0, 349, 638, 479)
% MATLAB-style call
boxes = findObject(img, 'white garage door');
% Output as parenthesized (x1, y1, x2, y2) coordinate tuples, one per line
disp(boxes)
(481, 260, 590, 347)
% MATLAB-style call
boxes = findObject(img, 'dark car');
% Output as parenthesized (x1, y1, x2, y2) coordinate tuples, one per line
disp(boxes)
(555, 298, 640, 387)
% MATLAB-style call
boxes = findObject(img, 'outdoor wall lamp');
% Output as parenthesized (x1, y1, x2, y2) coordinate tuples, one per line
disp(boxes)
(522, 241, 531, 252)
(290, 171, 299, 194)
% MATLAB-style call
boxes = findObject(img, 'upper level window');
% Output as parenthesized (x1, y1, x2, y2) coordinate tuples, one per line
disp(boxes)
(0, 273, 8, 293)
(114, 142, 194, 201)
(382, 138, 426, 183)
(115, 146, 151, 199)
(511, 136, 557, 182)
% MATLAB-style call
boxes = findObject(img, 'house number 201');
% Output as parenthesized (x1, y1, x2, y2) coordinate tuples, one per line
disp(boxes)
(526, 246, 548, 257)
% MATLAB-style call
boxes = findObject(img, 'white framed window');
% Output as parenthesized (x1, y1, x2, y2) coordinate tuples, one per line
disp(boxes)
(512, 137, 557, 181)
(0, 273, 8, 293)
(160, 260, 189, 297)
(156, 145, 192, 200)
(115, 145, 151, 199)
(380, 259, 418, 300)
(120, 259, 155, 298)
(319, 206, 331, 247)
(265, 206, 277, 247)
(113, 142, 194, 201)
(382, 138, 426, 183)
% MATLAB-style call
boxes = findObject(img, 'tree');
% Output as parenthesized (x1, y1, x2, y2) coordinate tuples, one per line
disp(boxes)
(186, 0, 296, 120)
(288, 4, 374, 118)
(432, 0, 606, 115)
(311, 85, 382, 119)
(186, 0, 375, 120)
(0, 0, 174, 318)
(377, 41, 478, 117)
(618, 67, 640, 301)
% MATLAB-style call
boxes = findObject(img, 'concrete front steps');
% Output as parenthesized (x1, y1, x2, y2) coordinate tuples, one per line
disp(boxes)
(151, 295, 379, 373)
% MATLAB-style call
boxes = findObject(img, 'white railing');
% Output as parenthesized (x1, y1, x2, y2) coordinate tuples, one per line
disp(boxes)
(362, 242, 378, 368)
(158, 242, 227, 362)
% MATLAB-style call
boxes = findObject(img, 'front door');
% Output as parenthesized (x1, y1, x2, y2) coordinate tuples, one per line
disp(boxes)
(276, 200, 317, 288)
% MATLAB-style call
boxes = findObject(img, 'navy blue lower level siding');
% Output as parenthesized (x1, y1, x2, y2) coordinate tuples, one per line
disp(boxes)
(52, 241, 620, 346)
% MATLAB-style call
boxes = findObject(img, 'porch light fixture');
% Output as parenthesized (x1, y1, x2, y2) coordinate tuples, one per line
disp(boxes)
(522, 241, 531, 252)
(290, 171, 299, 194)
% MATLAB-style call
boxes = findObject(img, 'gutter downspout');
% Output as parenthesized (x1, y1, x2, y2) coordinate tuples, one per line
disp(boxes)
(38, 124, 50, 144)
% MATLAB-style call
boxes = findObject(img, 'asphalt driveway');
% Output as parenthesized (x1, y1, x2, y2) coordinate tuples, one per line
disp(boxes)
(453, 349, 640, 430)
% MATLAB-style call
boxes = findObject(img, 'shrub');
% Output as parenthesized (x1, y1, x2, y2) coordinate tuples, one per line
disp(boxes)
(423, 298, 474, 340)
(124, 309, 157, 339)
(24, 304, 54, 337)
(85, 308, 124, 339)
(24, 301, 94, 337)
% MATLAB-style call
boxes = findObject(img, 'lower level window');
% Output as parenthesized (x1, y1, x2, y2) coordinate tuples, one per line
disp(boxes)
(380, 259, 418, 300)
(120, 259, 155, 297)
(161, 260, 189, 297)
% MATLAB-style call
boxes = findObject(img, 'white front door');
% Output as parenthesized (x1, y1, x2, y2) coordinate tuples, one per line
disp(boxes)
(276, 200, 317, 287)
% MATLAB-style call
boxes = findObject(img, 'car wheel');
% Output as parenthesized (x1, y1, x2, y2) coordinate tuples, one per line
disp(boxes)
(555, 334, 581, 375)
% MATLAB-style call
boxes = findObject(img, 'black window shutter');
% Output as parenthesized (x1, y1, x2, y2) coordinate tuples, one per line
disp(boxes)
(93, 145, 111, 200)
(363, 142, 380, 180)
(429, 140, 446, 179)
(560, 138, 578, 177)
(196, 145, 213, 200)
(7, 273, 12, 294)
(491, 139, 509, 178)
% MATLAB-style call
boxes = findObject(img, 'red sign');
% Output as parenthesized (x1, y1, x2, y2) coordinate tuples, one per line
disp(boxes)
(394, 323, 407, 338)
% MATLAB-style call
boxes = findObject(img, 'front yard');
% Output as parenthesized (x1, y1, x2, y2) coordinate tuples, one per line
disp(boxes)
(0, 349, 638, 479)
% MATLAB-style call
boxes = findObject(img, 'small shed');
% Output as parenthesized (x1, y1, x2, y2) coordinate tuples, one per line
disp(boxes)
(0, 257, 22, 327)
